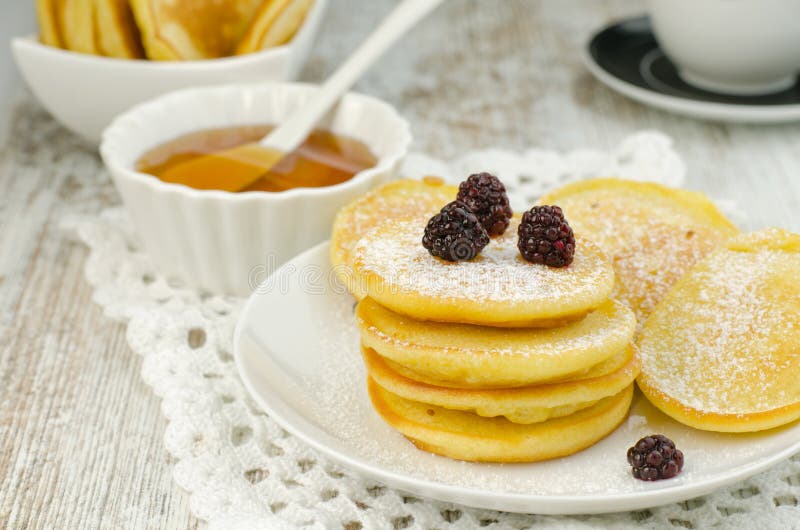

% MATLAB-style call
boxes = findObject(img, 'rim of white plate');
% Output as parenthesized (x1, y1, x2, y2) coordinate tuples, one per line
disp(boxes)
(233, 241, 800, 515)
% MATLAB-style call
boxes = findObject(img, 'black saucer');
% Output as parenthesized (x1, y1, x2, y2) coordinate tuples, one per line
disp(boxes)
(588, 16, 800, 107)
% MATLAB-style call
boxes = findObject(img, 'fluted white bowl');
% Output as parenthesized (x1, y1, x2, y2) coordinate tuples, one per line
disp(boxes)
(100, 82, 411, 295)
(11, 0, 327, 144)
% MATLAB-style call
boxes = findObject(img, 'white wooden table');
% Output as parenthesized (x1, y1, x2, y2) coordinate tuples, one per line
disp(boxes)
(1, 1, 799, 528)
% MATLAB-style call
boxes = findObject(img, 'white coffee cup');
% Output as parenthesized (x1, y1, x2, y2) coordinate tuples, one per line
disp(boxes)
(648, 0, 800, 95)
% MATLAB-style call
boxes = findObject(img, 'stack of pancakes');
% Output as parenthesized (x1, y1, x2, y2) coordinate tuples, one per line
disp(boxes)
(335, 176, 798, 461)
(350, 217, 639, 463)
(36, 0, 313, 60)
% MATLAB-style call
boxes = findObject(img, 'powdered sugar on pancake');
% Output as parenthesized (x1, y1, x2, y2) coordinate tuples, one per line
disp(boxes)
(612, 223, 733, 326)
(638, 231, 800, 415)
(545, 185, 738, 326)
(353, 218, 613, 307)
(332, 180, 454, 266)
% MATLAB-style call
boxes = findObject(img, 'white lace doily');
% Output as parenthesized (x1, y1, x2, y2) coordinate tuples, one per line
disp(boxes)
(65, 131, 799, 529)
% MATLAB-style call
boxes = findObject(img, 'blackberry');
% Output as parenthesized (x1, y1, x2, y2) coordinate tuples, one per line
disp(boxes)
(627, 434, 684, 481)
(422, 201, 490, 261)
(456, 172, 513, 236)
(517, 205, 575, 267)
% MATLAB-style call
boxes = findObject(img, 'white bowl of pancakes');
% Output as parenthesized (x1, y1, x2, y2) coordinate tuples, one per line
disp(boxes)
(11, 0, 327, 143)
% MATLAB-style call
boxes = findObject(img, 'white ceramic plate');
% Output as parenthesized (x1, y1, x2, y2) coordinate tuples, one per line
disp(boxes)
(234, 242, 800, 515)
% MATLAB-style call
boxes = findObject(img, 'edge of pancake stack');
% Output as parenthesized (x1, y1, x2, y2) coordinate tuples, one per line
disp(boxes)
(338, 183, 639, 462)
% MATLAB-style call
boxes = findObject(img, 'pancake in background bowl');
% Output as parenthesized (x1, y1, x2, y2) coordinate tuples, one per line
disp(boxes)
(55, 0, 99, 54)
(236, 0, 315, 54)
(95, 0, 145, 58)
(36, 0, 62, 47)
(129, 0, 264, 59)
(37, 0, 144, 58)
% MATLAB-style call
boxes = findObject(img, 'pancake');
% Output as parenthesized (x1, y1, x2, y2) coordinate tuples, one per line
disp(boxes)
(94, 0, 145, 58)
(368, 379, 633, 463)
(609, 222, 737, 325)
(539, 178, 738, 323)
(56, 0, 99, 54)
(364, 344, 639, 423)
(331, 177, 457, 299)
(37, 0, 144, 57)
(236, 0, 314, 54)
(130, 0, 263, 60)
(637, 228, 800, 432)
(357, 297, 636, 387)
(37, 0, 63, 47)
(351, 218, 615, 327)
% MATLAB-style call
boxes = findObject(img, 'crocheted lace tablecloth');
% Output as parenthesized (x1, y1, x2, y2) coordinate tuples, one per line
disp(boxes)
(65, 132, 800, 529)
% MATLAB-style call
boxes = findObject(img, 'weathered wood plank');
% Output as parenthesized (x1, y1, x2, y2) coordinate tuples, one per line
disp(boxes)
(0, 103, 200, 529)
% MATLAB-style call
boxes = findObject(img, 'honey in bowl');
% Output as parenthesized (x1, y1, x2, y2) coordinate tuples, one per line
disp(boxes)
(137, 125, 378, 192)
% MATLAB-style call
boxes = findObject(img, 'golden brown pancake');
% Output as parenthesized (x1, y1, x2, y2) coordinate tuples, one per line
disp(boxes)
(637, 228, 800, 432)
(236, 0, 314, 54)
(368, 378, 633, 463)
(56, 0, 100, 54)
(37, 0, 144, 58)
(539, 178, 738, 324)
(94, 0, 145, 58)
(352, 218, 615, 327)
(609, 222, 736, 324)
(364, 345, 640, 424)
(331, 178, 458, 299)
(37, 0, 63, 47)
(357, 296, 636, 388)
(130, 0, 264, 60)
